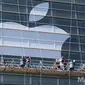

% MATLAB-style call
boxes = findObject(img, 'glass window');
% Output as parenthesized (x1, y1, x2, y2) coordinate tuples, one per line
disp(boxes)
(0, 11, 1, 20)
(3, 37, 23, 46)
(2, 12, 19, 21)
(79, 28, 85, 35)
(2, 4, 18, 12)
(20, 21, 27, 26)
(41, 50, 61, 59)
(28, 6, 32, 13)
(72, 12, 77, 19)
(30, 1, 46, 7)
(20, 14, 27, 22)
(52, 2, 71, 10)
(77, 12, 85, 19)
(22, 39, 29, 47)
(77, 5, 85, 12)
(42, 77, 57, 85)
(70, 52, 81, 61)
(70, 43, 79, 51)
(0, 37, 2, 45)
(29, 40, 38, 48)
(39, 40, 54, 49)
(53, 18, 70, 26)
(0, 3, 2, 11)
(0, 29, 2, 36)
(52, 9, 71, 18)
(80, 36, 85, 43)
(18, 0, 26, 5)
(81, 44, 85, 52)
(19, 6, 27, 13)
(39, 16, 52, 24)
(3, 75, 24, 84)
(27, 0, 32, 6)
(0, 0, 2, 2)
(61, 51, 69, 59)
(59, 79, 69, 85)
(56, 25, 70, 34)
(72, 20, 77, 26)
(70, 79, 84, 85)
(75, 0, 85, 4)
(30, 7, 49, 15)
(70, 35, 79, 43)
(2, 29, 21, 38)
(2, 47, 23, 56)
(62, 42, 69, 50)
(22, 31, 37, 39)
(78, 20, 85, 27)
(47, 9, 52, 16)
(82, 53, 85, 63)
(29, 15, 46, 22)
(2, 0, 18, 4)
(24, 48, 40, 57)
(38, 32, 70, 43)
(55, 42, 66, 50)
(72, 4, 76, 11)
(71, 27, 78, 35)
(32, 76, 40, 85)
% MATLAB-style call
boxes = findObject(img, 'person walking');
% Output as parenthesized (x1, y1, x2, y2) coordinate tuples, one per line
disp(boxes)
(20, 56, 26, 68)
(26, 56, 30, 68)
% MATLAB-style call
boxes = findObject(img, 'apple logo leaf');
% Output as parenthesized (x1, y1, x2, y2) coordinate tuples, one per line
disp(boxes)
(29, 2, 49, 22)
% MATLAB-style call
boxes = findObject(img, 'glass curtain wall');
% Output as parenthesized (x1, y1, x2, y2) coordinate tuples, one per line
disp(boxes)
(0, 0, 84, 65)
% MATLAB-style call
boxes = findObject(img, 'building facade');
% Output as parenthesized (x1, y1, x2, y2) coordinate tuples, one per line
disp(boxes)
(0, 0, 84, 85)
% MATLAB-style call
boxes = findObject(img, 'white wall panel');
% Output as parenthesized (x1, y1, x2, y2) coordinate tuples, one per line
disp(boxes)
(3, 38, 23, 46)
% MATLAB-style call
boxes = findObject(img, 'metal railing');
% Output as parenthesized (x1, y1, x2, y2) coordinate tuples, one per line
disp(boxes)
(0, 57, 84, 72)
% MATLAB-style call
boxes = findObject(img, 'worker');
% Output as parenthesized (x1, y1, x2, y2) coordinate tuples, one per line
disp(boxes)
(26, 56, 30, 68)
(20, 56, 26, 68)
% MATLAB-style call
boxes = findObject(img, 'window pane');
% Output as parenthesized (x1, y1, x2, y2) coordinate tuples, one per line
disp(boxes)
(2, 0, 18, 4)
(39, 41, 54, 49)
(0, 3, 2, 11)
(77, 5, 85, 12)
(70, 43, 79, 51)
(38, 32, 69, 42)
(39, 16, 52, 24)
(52, 9, 71, 18)
(2, 4, 18, 12)
(81, 44, 85, 52)
(2, 12, 19, 21)
(78, 20, 85, 27)
(70, 52, 81, 61)
(71, 27, 77, 34)
(19, 6, 27, 13)
(77, 12, 85, 19)
(22, 31, 37, 39)
(79, 28, 85, 35)
(53, 18, 70, 26)
(80, 36, 85, 43)
(57, 25, 70, 34)
(3, 38, 22, 46)
(2, 29, 21, 38)
(18, 0, 26, 5)
(62, 42, 69, 50)
(70, 35, 79, 43)
(20, 14, 27, 22)
(29, 40, 38, 48)
(52, 2, 71, 10)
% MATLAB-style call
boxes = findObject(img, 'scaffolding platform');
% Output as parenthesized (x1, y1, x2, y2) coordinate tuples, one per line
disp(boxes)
(0, 67, 84, 77)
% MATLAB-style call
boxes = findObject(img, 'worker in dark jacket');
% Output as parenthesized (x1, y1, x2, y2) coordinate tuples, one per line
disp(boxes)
(26, 56, 30, 68)
(20, 56, 26, 68)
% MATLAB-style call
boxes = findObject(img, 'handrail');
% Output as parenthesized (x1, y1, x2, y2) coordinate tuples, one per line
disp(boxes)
(0, 57, 84, 72)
